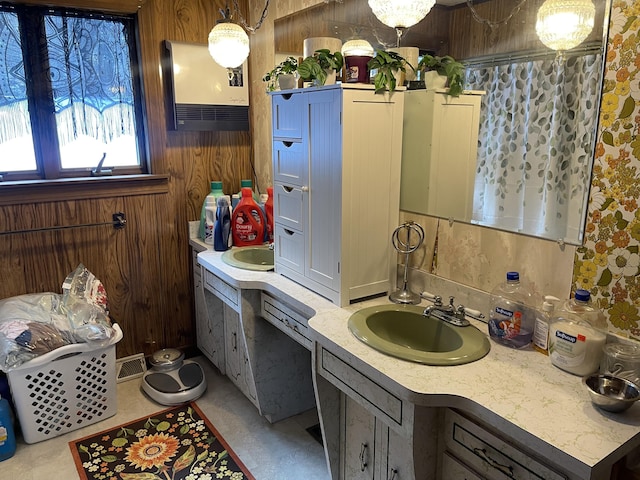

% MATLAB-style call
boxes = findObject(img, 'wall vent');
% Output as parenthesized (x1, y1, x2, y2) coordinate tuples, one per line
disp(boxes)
(115, 353, 147, 383)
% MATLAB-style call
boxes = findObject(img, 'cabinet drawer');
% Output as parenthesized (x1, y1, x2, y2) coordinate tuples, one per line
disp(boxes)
(260, 293, 311, 349)
(444, 409, 567, 480)
(319, 347, 404, 427)
(272, 92, 306, 140)
(274, 183, 305, 230)
(203, 269, 240, 308)
(441, 451, 483, 480)
(274, 224, 305, 274)
(273, 141, 307, 186)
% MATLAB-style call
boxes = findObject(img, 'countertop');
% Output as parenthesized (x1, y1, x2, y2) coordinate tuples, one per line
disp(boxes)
(195, 243, 640, 478)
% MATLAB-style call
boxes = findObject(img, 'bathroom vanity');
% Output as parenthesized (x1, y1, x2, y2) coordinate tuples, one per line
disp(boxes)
(194, 245, 640, 480)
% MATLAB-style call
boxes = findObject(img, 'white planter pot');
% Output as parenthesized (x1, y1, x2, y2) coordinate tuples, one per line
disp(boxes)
(278, 74, 296, 90)
(424, 70, 447, 90)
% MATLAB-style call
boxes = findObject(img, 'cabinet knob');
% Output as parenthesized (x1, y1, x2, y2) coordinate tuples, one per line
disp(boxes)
(301, 185, 309, 192)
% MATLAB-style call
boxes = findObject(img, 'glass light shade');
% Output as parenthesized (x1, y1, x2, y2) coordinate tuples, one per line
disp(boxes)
(368, 0, 436, 28)
(536, 0, 595, 51)
(208, 21, 250, 69)
(341, 39, 374, 57)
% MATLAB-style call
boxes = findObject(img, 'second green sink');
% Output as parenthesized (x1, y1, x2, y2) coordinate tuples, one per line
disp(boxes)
(221, 246, 274, 271)
(348, 304, 490, 365)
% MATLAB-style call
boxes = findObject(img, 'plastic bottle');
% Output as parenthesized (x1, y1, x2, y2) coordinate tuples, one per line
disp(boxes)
(548, 289, 607, 376)
(487, 272, 537, 349)
(199, 181, 224, 241)
(203, 195, 217, 245)
(232, 187, 266, 246)
(264, 186, 274, 243)
(0, 394, 16, 462)
(237, 179, 260, 204)
(214, 195, 232, 252)
(532, 296, 559, 355)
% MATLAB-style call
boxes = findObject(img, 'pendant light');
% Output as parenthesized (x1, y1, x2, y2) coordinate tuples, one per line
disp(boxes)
(368, 0, 436, 29)
(536, 0, 595, 53)
(368, 0, 436, 46)
(208, 1, 270, 70)
(208, 10, 249, 69)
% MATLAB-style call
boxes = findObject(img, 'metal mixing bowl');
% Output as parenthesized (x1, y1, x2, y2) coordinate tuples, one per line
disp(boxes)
(583, 373, 640, 413)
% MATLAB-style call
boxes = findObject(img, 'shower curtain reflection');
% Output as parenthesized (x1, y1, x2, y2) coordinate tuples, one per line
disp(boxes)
(467, 51, 602, 243)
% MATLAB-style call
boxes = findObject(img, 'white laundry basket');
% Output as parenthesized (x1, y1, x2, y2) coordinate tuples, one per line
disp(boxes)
(7, 323, 123, 444)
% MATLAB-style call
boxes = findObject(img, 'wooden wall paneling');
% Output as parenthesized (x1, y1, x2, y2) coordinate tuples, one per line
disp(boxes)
(0, 0, 253, 359)
(448, 0, 607, 60)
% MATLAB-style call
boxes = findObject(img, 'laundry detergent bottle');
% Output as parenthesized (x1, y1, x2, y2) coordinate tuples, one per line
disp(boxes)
(214, 195, 232, 251)
(0, 394, 16, 462)
(488, 271, 537, 349)
(199, 181, 224, 241)
(232, 187, 266, 246)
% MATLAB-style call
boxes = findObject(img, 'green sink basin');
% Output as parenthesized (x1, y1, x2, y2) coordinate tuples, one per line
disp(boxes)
(221, 246, 274, 271)
(348, 304, 490, 365)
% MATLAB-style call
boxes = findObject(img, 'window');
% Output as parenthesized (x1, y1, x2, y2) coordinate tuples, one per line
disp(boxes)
(0, 3, 147, 181)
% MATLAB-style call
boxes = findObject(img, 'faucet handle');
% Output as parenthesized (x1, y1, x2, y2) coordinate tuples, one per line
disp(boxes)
(433, 295, 443, 306)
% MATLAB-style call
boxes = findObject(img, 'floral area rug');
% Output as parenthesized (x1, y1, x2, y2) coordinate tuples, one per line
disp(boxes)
(69, 402, 254, 480)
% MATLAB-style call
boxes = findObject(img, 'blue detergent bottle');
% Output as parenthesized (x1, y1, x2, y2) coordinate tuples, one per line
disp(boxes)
(0, 394, 16, 461)
(214, 196, 232, 251)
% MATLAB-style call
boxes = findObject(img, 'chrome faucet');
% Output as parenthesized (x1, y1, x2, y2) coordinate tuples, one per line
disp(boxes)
(423, 295, 471, 327)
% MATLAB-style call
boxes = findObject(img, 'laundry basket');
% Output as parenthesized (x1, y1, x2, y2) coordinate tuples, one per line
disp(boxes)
(6, 323, 123, 444)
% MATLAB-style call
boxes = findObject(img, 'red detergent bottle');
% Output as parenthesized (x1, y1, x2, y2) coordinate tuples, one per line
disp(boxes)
(232, 187, 266, 246)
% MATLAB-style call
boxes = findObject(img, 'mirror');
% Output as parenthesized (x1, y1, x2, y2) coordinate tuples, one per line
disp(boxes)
(274, 0, 610, 245)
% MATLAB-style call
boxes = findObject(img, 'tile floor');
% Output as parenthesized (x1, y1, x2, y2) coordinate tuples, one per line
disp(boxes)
(2, 356, 330, 480)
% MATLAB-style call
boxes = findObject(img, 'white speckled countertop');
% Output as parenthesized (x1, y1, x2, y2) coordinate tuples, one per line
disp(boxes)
(195, 242, 640, 478)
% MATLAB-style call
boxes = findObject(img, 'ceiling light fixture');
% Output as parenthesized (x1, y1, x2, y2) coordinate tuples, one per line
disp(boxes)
(367, 0, 436, 46)
(208, 0, 270, 71)
(536, 0, 595, 57)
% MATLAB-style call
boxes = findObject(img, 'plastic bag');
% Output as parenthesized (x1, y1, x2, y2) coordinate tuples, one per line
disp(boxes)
(0, 293, 76, 371)
(0, 264, 115, 371)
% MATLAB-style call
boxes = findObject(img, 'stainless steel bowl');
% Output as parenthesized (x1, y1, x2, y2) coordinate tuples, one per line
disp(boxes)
(583, 373, 640, 413)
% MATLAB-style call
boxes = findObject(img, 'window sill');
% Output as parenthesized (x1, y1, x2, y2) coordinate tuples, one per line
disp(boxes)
(0, 174, 169, 206)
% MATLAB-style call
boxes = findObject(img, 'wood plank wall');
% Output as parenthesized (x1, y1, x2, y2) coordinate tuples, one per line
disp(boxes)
(0, 0, 252, 358)
(275, 0, 607, 60)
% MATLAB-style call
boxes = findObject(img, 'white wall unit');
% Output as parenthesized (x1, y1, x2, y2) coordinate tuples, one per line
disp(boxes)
(400, 89, 483, 220)
(271, 85, 405, 306)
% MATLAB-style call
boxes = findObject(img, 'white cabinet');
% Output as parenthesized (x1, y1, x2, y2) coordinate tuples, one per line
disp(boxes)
(400, 89, 483, 220)
(195, 260, 316, 423)
(314, 344, 438, 480)
(193, 249, 225, 373)
(270, 85, 405, 307)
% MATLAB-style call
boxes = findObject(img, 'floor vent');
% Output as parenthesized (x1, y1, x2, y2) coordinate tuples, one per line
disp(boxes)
(116, 353, 147, 383)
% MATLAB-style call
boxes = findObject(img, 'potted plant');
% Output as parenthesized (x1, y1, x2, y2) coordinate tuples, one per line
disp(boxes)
(367, 50, 414, 94)
(298, 49, 343, 86)
(262, 56, 298, 92)
(416, 54, 465, 97)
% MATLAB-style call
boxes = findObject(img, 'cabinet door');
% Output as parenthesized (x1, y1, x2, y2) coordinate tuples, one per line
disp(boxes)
(224, 304, 242, 386)
(198, 287, 226, 374)
(385, 426, 414, 480)
(343, 395, 377, 480)
(307, 89, 342, 292)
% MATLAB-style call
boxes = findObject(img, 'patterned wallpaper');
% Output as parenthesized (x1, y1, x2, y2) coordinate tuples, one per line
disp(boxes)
(575, 0, 640, 339)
